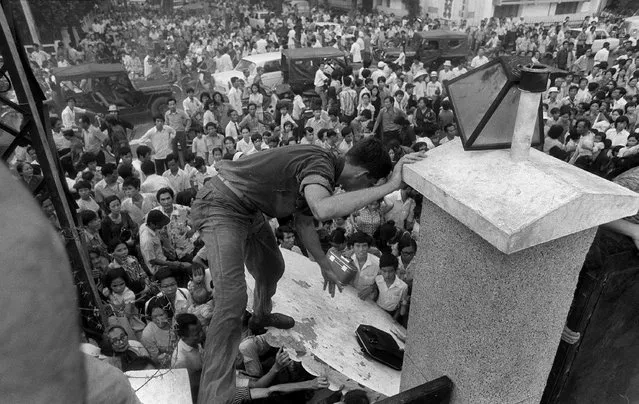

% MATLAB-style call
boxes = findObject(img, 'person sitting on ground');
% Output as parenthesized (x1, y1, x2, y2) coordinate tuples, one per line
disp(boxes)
(188, 286, 215, 329)
(171, 313, 205, 401)
(102, 267, 146, 341)
(102, 325, 156, 372)
(145, 266, 192, 318)
(140, 301, 176, 368)
(108, 238, 151, 302)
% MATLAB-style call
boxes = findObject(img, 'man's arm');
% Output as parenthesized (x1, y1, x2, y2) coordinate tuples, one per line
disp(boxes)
(294, 213, 342, 296)
(371, 109, 383, 137)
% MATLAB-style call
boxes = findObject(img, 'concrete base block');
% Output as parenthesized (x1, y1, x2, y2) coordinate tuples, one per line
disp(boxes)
(401, 199, 597, 404)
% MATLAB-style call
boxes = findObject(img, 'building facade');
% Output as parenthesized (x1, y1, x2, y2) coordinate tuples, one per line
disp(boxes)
(356, 0, 608, 25)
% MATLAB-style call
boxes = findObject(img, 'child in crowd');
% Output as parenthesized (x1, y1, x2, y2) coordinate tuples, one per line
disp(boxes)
(108, 239, 151, 301)
(276, 225, 303, 255)
(187, 265, 212, 294)
(103, 267, 146, 341)
(188, 286, 215, 328)
(327, 228, 348, 256)
(279, 104, 296, 133)
(171, 313, 204, 401)
(74, 180, 100, 213)
(191, 130, 208, 161)
(281, 121, 296, 143)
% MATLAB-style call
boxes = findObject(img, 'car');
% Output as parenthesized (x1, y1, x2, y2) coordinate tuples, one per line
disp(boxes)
(248, 10, 271, 29)
(567, 28, 620, 53)
(281, 47, 348, 96)
(50, 63, 174, 123)
(375, 30, 469, 71)
(212, 52, 283, 95)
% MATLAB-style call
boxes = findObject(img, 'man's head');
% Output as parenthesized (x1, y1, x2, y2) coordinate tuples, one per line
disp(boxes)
(101, 163, 118, 185)
(186, 88, 195, 98)
(351, 231, 372, 260)
(276, 225, 296, 250)
(66, 97, 76, 108)
(154, 115, 165, 130)
(168, 98, 177, 112)
(106, 325, 129, 353)
(123, 177, 141, 198)
(156, 187, 175, 209)
(79, 115, 91, 130)
(141, 160, 156, 176)
(166, 153, 179, 174)
(340, 138, 392, 192)
(136, 145, 152, 162)
(379, 253, 399, 284)
(175, 313, 203, 347)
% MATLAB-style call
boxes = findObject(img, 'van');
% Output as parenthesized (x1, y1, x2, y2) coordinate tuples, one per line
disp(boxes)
(212, 52, 283, 95)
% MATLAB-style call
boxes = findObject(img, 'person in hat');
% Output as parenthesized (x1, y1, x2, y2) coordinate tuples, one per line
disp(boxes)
(191, 136, 424, 403)
(439, 60, 455, 83)
(544, 87, 562, 112)
(425, 71, 442, 98)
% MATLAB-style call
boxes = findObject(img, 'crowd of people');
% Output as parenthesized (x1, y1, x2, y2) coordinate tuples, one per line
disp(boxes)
(9, 0, 639, 403)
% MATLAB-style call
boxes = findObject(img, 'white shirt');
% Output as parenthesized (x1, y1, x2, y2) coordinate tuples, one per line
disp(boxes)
(384, 190, 415, 230)
(350, 41, 362, 63)
(141, 174, 174, 194)
(351, 253, 380, 291)
(606, 128, 630, 147)
(171, 340, 203, 371)
(593, 48, 609, 64)
(182, 97, 203, 117)
(225, 120, 241, 139)
(236, 138, 253, 153)
(134, 125, 176, 160)
(375, 275, 408, 312)
(216, 53, 234, 72)
(61, 106, 86, 129)
(314, 69, 329, 87)
(256, 38, 268, 53)
(228, 87, 243, 116)
(470, 55, 489, 68)
(162, 168, 191, 193)
(292, 95, 306, 120)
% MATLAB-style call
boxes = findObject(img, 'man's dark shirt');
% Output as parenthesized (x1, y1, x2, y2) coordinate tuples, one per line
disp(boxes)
(203, 145, 345, 218)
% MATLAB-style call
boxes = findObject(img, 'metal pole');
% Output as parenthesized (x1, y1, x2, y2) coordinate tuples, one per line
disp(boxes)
(0, 0, 108, 329)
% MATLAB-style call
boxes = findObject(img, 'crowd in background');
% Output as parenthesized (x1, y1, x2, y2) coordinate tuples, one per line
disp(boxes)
(8, 0, 639, 403)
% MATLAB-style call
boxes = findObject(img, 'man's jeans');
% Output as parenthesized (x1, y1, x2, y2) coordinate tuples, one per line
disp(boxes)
(191, 176, 284, 404)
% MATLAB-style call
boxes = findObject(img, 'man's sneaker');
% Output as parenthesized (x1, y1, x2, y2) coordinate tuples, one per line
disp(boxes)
(249, 313, 295, 331)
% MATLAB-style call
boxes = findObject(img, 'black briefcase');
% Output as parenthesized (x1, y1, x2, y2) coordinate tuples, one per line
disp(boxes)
(355, 324, 404, 370)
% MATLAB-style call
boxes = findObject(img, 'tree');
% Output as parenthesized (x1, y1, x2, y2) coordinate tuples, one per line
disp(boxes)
(401, 0, 421, 16)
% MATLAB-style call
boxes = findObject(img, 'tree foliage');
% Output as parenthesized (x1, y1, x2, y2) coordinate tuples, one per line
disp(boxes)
(401, 0, 422, 16)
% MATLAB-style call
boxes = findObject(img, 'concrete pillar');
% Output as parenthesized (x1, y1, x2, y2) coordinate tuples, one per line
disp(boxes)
(400, 141, 639, 404)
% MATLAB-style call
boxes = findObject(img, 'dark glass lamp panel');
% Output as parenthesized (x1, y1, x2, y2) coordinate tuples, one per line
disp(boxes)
(446, 61, 509, 147)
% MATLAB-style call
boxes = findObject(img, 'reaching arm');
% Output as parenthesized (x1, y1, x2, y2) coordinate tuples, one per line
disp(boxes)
(304, 182, 396, 222)
(294, 213, 343, 297)
(304, 152, 426, 222)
